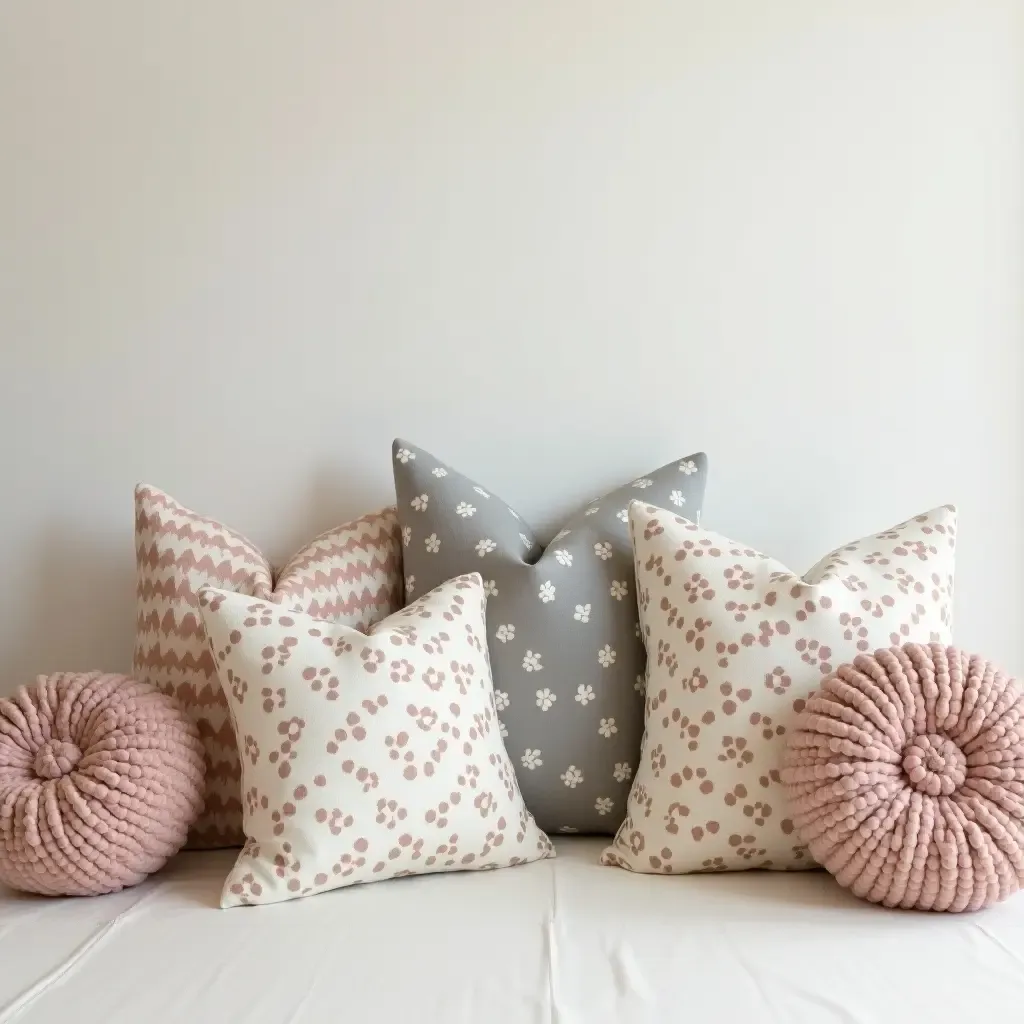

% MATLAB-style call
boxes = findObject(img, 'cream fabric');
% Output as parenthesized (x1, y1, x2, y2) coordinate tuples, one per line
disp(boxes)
(603, 502, 956, 874)
(199, 573, 552, 907)
(6, 839, 1024, 1024)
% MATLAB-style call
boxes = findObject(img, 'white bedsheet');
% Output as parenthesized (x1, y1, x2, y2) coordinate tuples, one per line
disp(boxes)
(2, 838, 1023, 1023)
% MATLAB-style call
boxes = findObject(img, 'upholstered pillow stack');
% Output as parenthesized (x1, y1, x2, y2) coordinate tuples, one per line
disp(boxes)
(392, 441, 707, 834)
(133, 486, 403, 848)
(602, 503, 957, 874)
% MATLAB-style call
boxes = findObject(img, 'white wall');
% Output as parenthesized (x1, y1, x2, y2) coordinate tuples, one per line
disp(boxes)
(1, 1, 1021, 693)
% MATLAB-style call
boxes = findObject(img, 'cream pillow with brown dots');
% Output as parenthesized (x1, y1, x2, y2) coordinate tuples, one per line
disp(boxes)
(601, 501, 956, 875)
(199, 573, 553, 907)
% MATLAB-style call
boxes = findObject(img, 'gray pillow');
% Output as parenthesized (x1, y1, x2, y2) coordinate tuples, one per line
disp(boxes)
(392, 440, 708, 835)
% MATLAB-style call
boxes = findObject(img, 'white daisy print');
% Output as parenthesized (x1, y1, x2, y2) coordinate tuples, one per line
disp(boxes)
(483, 579, 499, 598)
(455, 502, 476, 518)
(431, 466, 448, 478)
(395, 447, 415, 464)
(552, 529, 570, 542)
(595, 797, 614, 816)
(616, 508, 629, 523)
(634, 673, 645, 693)
(632, 477, 653, 489)
(669, 489, 686, 507)
(679, 459, 697, 475)
(495, 623, 515, 643)
(609, 580, 628, 600)
(538, 581, 556, 603)
(521, 748, 543, 770)
(597, 644, 617, 668)
(594, 541, 613, 560)
(499, 720, 508, 738)
(554, 549, 573, 567)
(405, 575, 415, 596)
(494, 690, 509, 712)
(519, 533, 533, 549)
(584, 507, 600, 516)
(574, 603, 591, 623)
(598, 717, 618, 738)
(613, 762, 632, 783)
(575, 684, 595, 706)
(524, 651, 544, 673)
(424, 533, 441, 553)
(473, 485, 490, 498)
(561, 766, 584, 788)
(476, 538, 496, 557)
(535, 686, 555, 709)
(401, 526, 412, 547)
(411, 493, 429, 512)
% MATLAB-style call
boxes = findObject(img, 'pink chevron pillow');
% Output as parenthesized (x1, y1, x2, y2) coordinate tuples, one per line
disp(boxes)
(133, 485, 403, 849)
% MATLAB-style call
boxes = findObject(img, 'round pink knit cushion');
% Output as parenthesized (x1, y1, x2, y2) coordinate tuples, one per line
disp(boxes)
(783, 644, 1024, 912)
(0, 672, 205, 896)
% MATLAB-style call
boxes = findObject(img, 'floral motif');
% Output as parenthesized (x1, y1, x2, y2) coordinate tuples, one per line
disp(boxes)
(535, 688, 556, 710)
(538, 581, 556, 603)
(494, 690, 509, 711)
(561, 766, 584, 788)
(554, 549, 573, 566)
(574, 603, 591, 623)
(521, 748, 543, 770)
(598, 717, 618, 738)
(475, 539, 496, 557)
(609, 580, 628, 600)
(411, 494, 429, 512)
(432, 466, 448, 477)
(595, 797, 614, 815)
(395, 447, 415, 463)
(424, 533, 441, 554)
(593, 541, 613, 560)
(495, 624, 515, 643)
(613, 762, 632, 782)
(455, 502, 476, 518)
(483, 579, 498, 598)
(678, 459, 697, 474)
(523, 651, 544, 673)
(669, 490, 686, 506)
(575, 684, 595, 706)
(598, 645, 617, 668)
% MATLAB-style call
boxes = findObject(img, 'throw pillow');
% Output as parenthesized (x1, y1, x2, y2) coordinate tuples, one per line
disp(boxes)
(601, 501, 956, 874)
(198, 573, 554, 907)
(134, 485, 403, 849)
(783, 643, 1024, 912)
(392, 441, 707, 834)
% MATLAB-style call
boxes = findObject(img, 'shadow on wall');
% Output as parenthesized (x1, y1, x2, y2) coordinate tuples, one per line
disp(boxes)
(1, 524, 136, 690)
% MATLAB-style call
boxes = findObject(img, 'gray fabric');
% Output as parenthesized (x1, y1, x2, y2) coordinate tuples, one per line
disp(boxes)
(392, 440, 708, 835)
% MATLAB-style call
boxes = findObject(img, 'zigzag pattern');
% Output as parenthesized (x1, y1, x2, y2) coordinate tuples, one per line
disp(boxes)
(133, 487, 403, 849)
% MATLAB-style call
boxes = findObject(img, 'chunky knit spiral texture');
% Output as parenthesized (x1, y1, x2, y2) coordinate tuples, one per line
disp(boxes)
(783, 644, 1024, 912)
(0, 672, 205, 896)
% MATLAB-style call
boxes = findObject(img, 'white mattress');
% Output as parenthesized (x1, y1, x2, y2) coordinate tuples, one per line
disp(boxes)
(3, 838, 1024, 1024)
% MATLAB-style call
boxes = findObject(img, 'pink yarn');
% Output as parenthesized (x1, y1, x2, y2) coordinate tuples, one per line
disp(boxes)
(0, 672, 205, 896)
(783, 644, 1024, 912)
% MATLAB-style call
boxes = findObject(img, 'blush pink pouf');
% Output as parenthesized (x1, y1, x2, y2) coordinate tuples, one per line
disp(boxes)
(783, 644, 1024, 912)
(0, 672, 205, 896)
